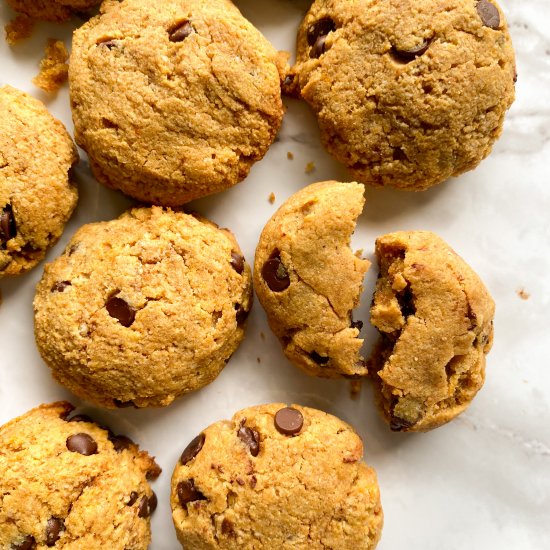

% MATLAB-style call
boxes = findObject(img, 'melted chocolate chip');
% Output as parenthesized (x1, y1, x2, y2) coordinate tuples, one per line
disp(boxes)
(389, 415, 414, 432)
(274, 407, 304, 436)
(310, 35, 329, 58)
(114, 399, 135, 408)
(177, 479, 206, 507)
(169, 20, 194, 42)
(66, 433, 98, 455)
(391, 39, 430, 63)
(307, 18, 336, 46)
(0, 204, 17, 245)
(237, 424, 260, 457)
(477, 0, 500, 29)
(51, 281, 71, 293)
(137, 493, 157, 518)
(180, 433, 205, 465)
(46, 517, 64, 546)
(127, 491, 139, 506)
(350, 319, 363, 331)
(235, 304, 250, 325)
(98, 39, 118, 49)
(148, 492, 158, 514)
(230, 252, 245, 274)
(67, 414, 93, 423)
(262, 252, 290, 292)
(310, 351, 329, 365)
(11, 536, 36, 550)
(109, 434, 134, 452)
(106, 295, 136, 327)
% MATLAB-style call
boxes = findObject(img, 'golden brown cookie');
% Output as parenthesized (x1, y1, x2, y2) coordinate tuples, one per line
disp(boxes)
(254, 181, 370, 379)
(289, 0, 516, 191)
(69, 0, 285, 206)
(0, 401, 160, 549)
(171, 403, 383, 549)
(33, 206, 252, 408)
(369, 231, 495, 432)
(0, 85, 78, 277)
(6, 0, 100, 22)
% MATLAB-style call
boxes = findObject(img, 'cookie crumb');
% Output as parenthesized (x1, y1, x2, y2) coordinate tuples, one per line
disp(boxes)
(287, 151, 294, 160)
(268, 192, 275, 204)
(5, 14, 35, 45)
(350, 380, 362, 400)
(32, 39, 69, 93)
(517, 288, 530, 300)
(256, 357, 261, 364)
(260, 331, 265, 340)
(305, 161, 315, 174)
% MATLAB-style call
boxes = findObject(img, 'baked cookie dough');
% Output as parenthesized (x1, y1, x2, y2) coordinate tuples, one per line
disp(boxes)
(288, 0, 516, 191)
(0, 85, 78, 277)
(6, 0, 100, 22)
(34, 206, 252, 408)
(369, 231, 495, 432)
(0, 401, 160, 549)
(171, 403, 383, 549)
(69, 0, 285, 206)
(254, 181, 370, 379)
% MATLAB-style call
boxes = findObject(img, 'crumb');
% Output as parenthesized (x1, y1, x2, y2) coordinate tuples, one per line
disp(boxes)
(305, 161, 315, 174)
(517, 288, 530, 300)
(5, 14, 34, 45)
(260, 331, 265, 341)
(350, 380, 362, 400)
(256, 357, 261, 364)
(32, 39, 69, 93)
(268, 192, 275, 204)
(287, 151, 294, 160)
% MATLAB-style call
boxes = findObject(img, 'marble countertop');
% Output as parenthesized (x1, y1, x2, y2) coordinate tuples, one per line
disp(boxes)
(0, 0, 548, 548)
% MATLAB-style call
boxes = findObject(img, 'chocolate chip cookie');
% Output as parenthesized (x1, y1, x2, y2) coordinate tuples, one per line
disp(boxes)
(0, 401, 160, 549)
(0, 85, 78, 277)
(288, 0, 516, 191)
(69, 0, 285, 206)
(6, 0, 100, 22)
(254, 181, 370, 379)
(33, 206, 252, 408)
(369, 231, 495, 432)
(171, 403, 383, 549)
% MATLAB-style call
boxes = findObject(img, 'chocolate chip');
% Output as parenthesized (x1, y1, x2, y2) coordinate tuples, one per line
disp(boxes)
(221, 518, 235, 536)
(180, 433, 205, 465)
(391, 39, 430, 63)
(310, 35, 329, 58)
(0, 204, 17, 245)
(98, 39, 118, 49)
(46, 517, 64, 546)
(11, 536, 36, 550)
(109, 434, 134, 452)
(148, 492, 158, 514)
(113, 399, 135, 408)
(67, 414, 93, 423)
(138, 493, 157, 518)
(127, 491, 139, 506)
(237, 424, 260, 457)
(235, 304, 250, 325)
(106, 295, 136, 327)
(230, 252, 245, 274)
(51, 281, 71, 293)
(389, 416, 414, 432)
(351, 319, 363, 331)
(177, 479, 206, 507)
(397, 286, 416, 319)
(169, 20, 194, 42)
(307, 18, 336, 46)
(262, 252, 290, 292)
(274, 407, 303, 436)
(310, 351, 329, 365)
(66, 433, 98, 455)
(477, 0, 500, 29)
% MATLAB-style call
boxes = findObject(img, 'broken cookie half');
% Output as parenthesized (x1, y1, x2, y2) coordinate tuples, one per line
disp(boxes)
(254, 181, 370, 378)
(369, 231, 495, 432)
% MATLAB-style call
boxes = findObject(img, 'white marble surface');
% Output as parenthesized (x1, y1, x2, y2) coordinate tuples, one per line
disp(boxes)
(0, 0, 549, 548)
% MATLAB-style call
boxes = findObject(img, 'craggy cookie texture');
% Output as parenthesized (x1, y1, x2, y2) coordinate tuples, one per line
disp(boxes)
(0, 402, 160, 549)
(34, 206, 252, 408)
(289, 0, 516, 191)
(70, 0, 285, 206)
(171, 403, 383, 549)
(369, 231, 495, 432)
(254, 181, 370, 379)
(6, 0, 100, 22)
(0, 86, 78, 277)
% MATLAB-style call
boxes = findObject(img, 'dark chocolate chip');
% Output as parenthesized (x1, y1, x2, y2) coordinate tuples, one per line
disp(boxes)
(477, 0, 500, 29)
(46, 517, 64, 546)
(114, 399, 135, 408)
(51, 281, 71, 293)
(391, 39, 430, 63)
(138, 493, 157, 518)
(389, 416, 414, 432)
(127, 491, 139, 506)
(66, 433, 98, 455)
(177, 479, 206, 507)
(148, 491, 158, 514)
(11, 536, 36, 550)
(237, 424, 260, 457)
(350, 319, 363, 331)
(235, 304, 250, 325)
(0, 204, 17, 245)
(221, 518, 235, 536)
(274, 407, 303, 436)
(180, 433, 205, 465)
(109, 434, 134, 452)
(98, 39, 118, 49)
(106, 295, 136, 327)
(169, 20, 194, 42)
(310, 34, 329, 58)
(262, 252, 290, 292)
(397, 286, 416, 319)
(67, 414, 93, 423)
(307, 18, 336, 46)
(230, 252, 245, 274)
(310, 351, 329, 365)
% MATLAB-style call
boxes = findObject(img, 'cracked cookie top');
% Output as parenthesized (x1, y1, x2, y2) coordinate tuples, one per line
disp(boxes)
(288, 0, 516, 191)
(0, 402, 160, 549)
(369, 231, 495, 432)
(6, 0, 101, 22)
(69, 0, 285, 206)
(0, 85, 78, 277)
(170, 403, 383, 549)
(254, 181, 370, 379)
(33, 206, 252, 408)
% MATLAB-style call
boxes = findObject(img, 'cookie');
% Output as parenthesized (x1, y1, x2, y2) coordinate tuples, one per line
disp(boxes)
(0, 85, 78, 277)
(69, 0, 285, 206)
(33, 206, 252, 408)
(171, 403, 383, 549)
(369, 231, 495, 432)
(288, 0, 516, 191)
(0, 401, 161, 549)
(6, 0, 100, 22)
(254, 181, 370, 379)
